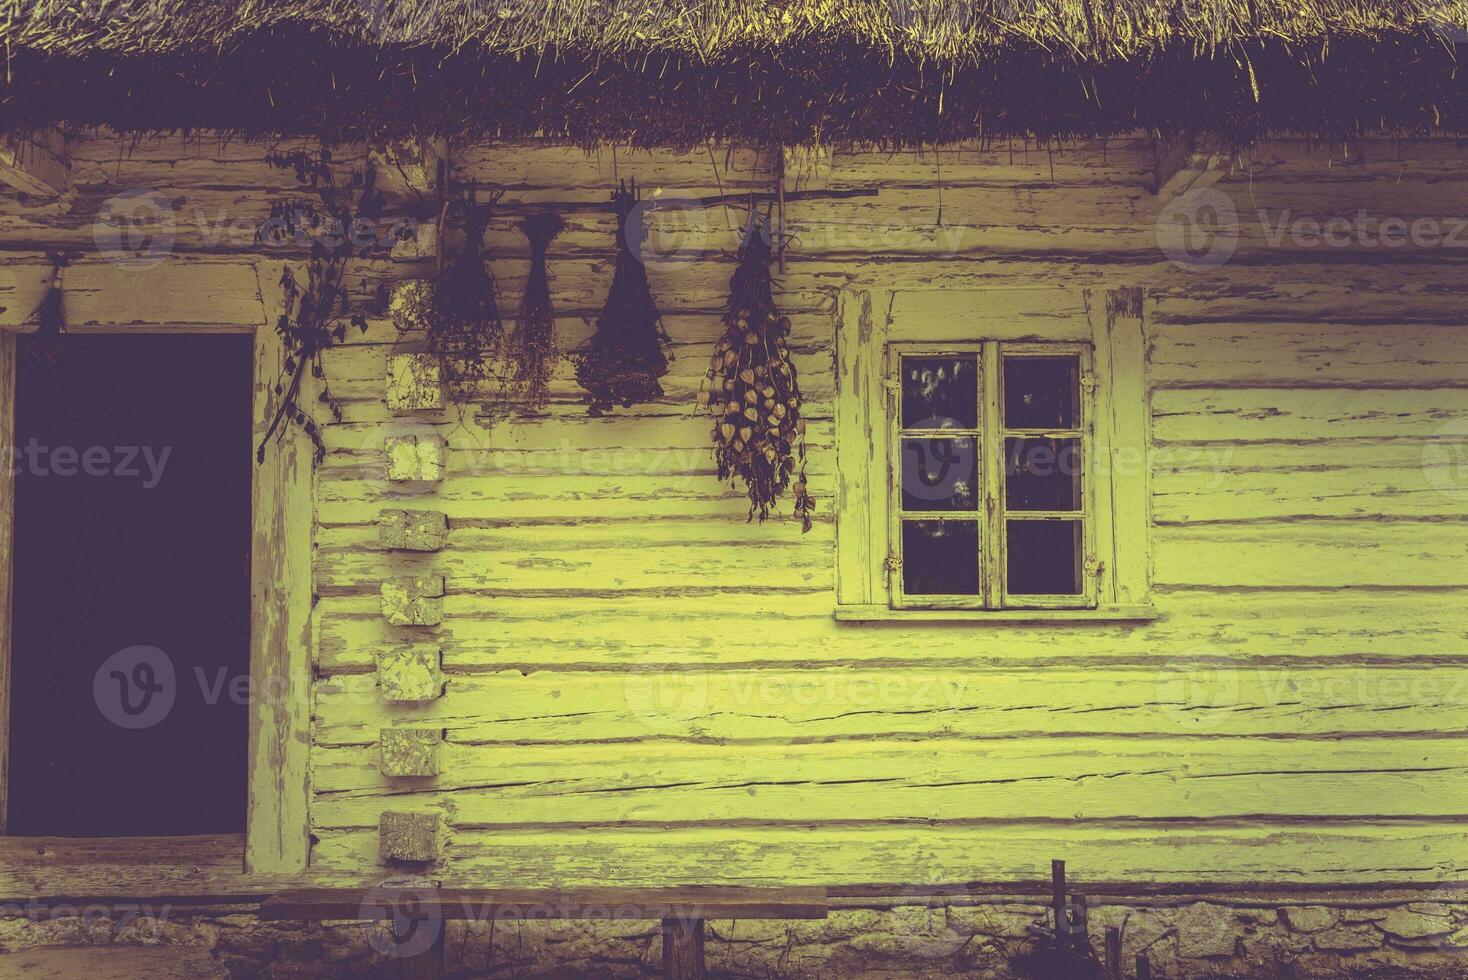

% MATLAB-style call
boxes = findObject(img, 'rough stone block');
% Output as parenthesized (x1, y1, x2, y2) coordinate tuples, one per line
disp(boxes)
(379, 509, 448, 552)
(381, 576, 444, 627)
(1378, 908, 1453, 940)
(1312, 925, 1382, 952)
(1280, 906, 1336, 933)
(1174, 902, 1237, 958)
(380, 728, 442, 777)
(375, 647, 443, 702)
(387, 353, 442, 411)
(379, 810, 440, 863)
(385, 434, 444, 482)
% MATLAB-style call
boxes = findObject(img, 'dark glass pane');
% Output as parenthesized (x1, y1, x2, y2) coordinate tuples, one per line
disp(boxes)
(901, 356, 977, 429)
(1006, 520, 1083, 596)
(1004, 355, 1078, 430)
(1005, 437, 1082, 511)
(902, 520, 981, 595)
(901, 437, 979, 511)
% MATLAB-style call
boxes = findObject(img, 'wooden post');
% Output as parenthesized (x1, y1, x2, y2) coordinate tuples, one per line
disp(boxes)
(1137, 953, 1152, 980)
(1050, 859, 1068, 942)
(1104, 926, 1121, 978)
(662, 916, 706, 980)
(397, 917, 444, 980)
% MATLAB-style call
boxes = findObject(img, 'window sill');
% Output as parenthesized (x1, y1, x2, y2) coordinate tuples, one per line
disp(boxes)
(833, 603, 1159, 623)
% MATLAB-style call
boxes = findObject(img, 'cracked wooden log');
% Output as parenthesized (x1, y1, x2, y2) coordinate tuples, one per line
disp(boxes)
(379, 811, 441, 864)
(379, 509, 447, 552)
(387, 353, 443, 411)
(375, 647, 443, 703)
(386, 435, 444, 482)
(380, 728, 442, 777)
(381, 577, 444, 627)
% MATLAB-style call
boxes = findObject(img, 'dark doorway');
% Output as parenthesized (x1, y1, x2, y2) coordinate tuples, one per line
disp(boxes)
(8, 333, 253, 837)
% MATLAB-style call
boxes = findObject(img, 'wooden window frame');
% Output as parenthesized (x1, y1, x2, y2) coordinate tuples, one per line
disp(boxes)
(887, 341, 1098, 611)
(835, 286, 1155, 623)
(0, 318, 313, 891)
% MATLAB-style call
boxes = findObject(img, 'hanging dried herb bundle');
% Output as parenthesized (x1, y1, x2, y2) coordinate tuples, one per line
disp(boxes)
(20, 261, 65, 364)
(703, 211, 814, 533)
(508, 210, 564, 413)
(574, 179, 671, 416)
(256, 149, 394, 464)
(423, 187, 509, 406)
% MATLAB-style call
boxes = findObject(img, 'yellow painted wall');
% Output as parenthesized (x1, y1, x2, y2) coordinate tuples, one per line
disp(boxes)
(30, 133, 1468, 888)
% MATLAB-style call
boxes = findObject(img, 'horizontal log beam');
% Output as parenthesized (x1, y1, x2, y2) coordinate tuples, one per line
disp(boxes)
(0, 130, 66, 198)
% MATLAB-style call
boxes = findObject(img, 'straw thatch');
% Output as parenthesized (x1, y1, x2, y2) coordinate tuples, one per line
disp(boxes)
(4, 1, 1467, 142)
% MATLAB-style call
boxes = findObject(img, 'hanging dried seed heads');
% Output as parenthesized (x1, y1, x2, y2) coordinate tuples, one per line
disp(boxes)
(574, 179, 672, 417)
(508, 210, 564, 413)
(424, 187, 510, 409)
(704, 210, 814, 533)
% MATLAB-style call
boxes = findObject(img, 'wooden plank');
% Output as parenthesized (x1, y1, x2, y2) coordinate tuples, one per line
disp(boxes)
(315, 523, 835, 596)
(311, 665, 1468, 746)
(1155, 523, 1468, 588)
(833, 288, 885, 605)
(309, 823, 1468, 887)
(1152, 388, 1468, 443)
(0, 948, 227, 980)
(0, 332, 13, 832)
(260, 885, 826, 920)
(1149, 324, 1468, 388)
(0, 129, 67, 198)
(245, 311, 314, 874)
(314, 587, 1468, 670)
(310, 737, 1468, 826)
(1153, 440, 1465, 522)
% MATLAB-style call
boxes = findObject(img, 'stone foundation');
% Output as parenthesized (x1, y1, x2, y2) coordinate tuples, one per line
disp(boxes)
(3, 895, 1468, 977)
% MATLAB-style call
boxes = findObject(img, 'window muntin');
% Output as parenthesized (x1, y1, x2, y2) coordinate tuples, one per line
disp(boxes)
(888, 342, 1095, 610)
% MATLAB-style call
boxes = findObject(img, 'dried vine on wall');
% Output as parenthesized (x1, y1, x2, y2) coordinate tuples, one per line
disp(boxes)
(704, 210, 814, 532)
(257, 148, 396, 464)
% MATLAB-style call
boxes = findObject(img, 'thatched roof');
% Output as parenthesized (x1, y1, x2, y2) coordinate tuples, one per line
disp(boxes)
(4, 1, 1468, 142)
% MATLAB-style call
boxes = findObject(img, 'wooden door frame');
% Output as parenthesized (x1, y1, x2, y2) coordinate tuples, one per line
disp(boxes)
(0, 313, 313, 881)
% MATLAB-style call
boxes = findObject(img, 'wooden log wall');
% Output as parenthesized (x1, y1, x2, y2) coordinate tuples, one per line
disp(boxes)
(2, 132, 1466, 889)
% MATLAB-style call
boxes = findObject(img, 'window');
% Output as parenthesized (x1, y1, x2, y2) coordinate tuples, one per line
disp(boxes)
(889, 343, 1096, 609)
(833, 286, 1151, 621)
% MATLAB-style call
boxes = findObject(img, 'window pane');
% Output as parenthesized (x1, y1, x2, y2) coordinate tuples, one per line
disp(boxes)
(1006, 519, 1083, 595)
(902, 520, 980, 595)
(901, 356, 977, 429)
(901, 436, 978, 511)
(1003, 355, 1078, 430)
(1005, 437, 1081, 511)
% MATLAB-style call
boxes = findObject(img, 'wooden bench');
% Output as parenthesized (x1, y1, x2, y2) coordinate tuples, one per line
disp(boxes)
(260, 885, 828, 980)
